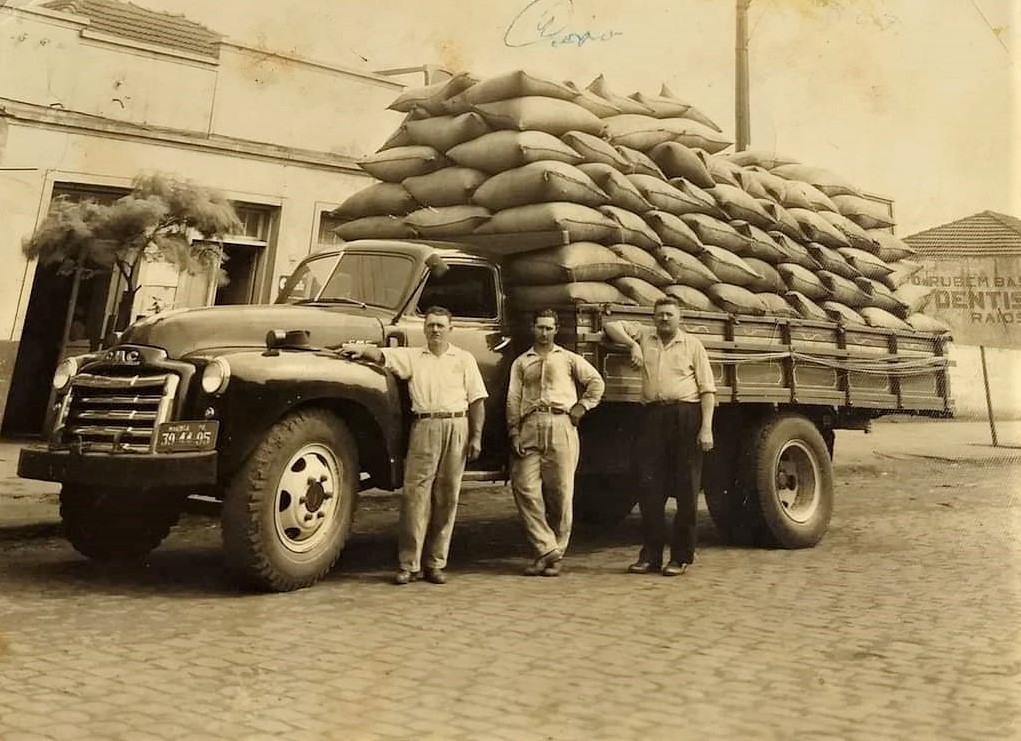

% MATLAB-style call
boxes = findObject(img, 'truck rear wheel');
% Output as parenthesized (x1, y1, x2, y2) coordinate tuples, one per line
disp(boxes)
(222, 409, 358, 592)
(573, 473, 636, 526)
(748, 414, 833, 548)
(60, 485, 181, 562)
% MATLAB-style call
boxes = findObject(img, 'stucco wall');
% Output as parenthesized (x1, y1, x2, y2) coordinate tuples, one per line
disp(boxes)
(946, 344, 1021, 420)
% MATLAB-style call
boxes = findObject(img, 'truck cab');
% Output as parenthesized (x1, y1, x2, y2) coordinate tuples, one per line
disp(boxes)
(18, 239, 519, 592)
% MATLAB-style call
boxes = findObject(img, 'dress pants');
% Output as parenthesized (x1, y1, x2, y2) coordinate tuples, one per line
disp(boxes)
(510, 412, 580, 557)
(398, 417, 468, 572)
(636, 402, 703, 565)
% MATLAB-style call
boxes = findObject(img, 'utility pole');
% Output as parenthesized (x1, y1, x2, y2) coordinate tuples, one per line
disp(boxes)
(736, 0, 751, 151)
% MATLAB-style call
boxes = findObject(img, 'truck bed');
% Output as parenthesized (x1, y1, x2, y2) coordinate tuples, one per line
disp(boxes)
(519, 304, 952, 417)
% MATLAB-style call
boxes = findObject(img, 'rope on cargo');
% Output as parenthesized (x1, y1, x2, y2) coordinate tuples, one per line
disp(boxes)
(705, 350, 948, 377)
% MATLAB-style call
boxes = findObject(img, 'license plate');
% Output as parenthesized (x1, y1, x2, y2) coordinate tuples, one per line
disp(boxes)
(155, 421, 219, 453)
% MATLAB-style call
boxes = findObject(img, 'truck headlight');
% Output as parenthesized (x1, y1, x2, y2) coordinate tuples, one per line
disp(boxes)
(201, 357, 231, 395)
(52, 357, 78, 392)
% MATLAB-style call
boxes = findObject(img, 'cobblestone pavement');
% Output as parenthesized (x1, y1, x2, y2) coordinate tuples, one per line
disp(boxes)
(0, 452, 1019, 740)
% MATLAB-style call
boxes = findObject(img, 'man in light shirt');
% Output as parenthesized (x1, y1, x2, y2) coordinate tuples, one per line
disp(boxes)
(603, 296, 715, 577)
(507, 309, 605, 577)
(343, 306, 487, 585)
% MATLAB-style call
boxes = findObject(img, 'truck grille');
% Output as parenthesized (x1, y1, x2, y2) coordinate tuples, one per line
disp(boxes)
(59, 373, 179, 453)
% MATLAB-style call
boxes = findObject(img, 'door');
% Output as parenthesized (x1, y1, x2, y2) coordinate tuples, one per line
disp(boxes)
(394, 261, 513, 470)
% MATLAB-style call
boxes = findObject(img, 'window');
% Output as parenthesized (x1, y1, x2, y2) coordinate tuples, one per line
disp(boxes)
(416, 264, 498, 320)
(277, 253, 341, 304)
(317, 212, 345, 248)
(322, 253, 416, 309)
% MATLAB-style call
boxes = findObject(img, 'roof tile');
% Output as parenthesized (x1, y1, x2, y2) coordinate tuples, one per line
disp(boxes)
(904, 211, 1021, 255)
(44, 0, 221, 58)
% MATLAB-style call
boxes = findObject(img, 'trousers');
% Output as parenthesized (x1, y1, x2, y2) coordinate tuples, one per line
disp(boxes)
(510, 412, 580, 557)
(398, 417, 468, 572)
(636, 402, 703, 565)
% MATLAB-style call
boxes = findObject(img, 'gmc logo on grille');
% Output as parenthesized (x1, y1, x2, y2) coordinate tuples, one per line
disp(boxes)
(104, 349, 142, 365)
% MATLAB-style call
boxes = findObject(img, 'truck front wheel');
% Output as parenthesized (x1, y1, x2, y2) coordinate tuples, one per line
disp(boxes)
(60, 485, 181, 561)
(749, 414, 834, 548)
(222, 409, 358, 592)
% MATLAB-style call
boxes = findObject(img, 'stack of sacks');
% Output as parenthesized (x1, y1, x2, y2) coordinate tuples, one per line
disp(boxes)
(330, 69, 947, 334)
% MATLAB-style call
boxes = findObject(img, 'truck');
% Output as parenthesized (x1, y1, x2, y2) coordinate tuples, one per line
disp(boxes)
(17, 231, 952, 591)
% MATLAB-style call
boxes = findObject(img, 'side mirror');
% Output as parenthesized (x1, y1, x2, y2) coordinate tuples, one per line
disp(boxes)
(425, 253, 449, 278)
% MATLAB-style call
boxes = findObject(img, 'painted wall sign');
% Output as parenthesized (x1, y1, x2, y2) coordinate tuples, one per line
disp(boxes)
(912, 254, 1021, 349)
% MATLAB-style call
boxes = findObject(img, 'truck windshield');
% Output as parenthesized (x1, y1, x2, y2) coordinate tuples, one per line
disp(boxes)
(277, 252, 417, 309)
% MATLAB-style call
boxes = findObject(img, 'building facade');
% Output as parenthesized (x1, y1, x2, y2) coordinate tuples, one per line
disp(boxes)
(0, 0, 414, 435)
(905, 211, 1021, 418)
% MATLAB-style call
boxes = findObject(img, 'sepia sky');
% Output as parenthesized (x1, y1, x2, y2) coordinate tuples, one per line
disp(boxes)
(16, 0, 1019, 235)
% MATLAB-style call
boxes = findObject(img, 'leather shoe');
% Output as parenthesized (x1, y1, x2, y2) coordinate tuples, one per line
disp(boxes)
(628, 560, 661, 574)
(393, 569, 415, 585)
(424, 568, 447, 585)
(541, 561, 562, 577)
(523, 548, 563, 576)
(662, 561, 689, 577)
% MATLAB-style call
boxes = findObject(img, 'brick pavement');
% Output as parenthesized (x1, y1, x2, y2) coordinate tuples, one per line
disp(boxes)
(0, 431, 1019, 740)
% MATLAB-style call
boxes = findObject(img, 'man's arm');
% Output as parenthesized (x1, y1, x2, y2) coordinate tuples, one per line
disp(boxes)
(699, 392, 715, 452)
(467, 398, 485, 462)
(602, 321, 644, 369)
(569, 352, 606, 425)
(506, 357, 525, 457)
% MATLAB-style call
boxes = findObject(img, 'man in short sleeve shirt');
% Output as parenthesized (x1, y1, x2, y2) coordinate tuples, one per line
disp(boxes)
(604, 296, 716, 576)
(343, 307, 487, 585)
(506, 309, 605, 577)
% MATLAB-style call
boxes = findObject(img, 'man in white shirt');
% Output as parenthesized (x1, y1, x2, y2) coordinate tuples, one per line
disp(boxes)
(343, 307, 487, 585)
(507, 309, 605, 577)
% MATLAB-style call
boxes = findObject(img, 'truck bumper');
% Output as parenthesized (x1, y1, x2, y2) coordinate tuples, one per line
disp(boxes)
(17, 446, 218, 488)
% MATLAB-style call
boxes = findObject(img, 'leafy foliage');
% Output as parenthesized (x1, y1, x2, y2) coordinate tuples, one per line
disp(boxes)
(22, 173, 243, 292)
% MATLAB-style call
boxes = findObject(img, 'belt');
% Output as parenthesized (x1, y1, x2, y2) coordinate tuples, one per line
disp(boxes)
(413, 411, 467, 419)
(526, 405, 568, 416)
(645, 399, 699, 406)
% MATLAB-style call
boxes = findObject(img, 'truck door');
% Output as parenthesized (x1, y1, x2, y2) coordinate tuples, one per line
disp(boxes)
(394, 260, 512, 472)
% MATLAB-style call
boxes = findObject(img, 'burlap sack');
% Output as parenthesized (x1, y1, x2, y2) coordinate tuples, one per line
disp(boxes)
(787, 208, 852, 249)
(447, 131, 583, 173)
(562, 131, 631, 170)
(504, 243, 631, 285)
(818, 270, 873, 308)
(836, 247, 894, 280)
(785, 291, 829, 321)
(707, 284, 767, 315)
(860, 307, 912, 330)
(472, 161, 609, 211)
(607, 243, 674, 286)
(644, 210, 705, 254)
(613, 277, 668, 306)
(770, 164, 862, 197)
(665, 284, 718, 311)
(821, 301, 867, 325)
(333, 215, 418, 240)
(404, 112, 491, 153)
(332, 182, 418, 220)
(577, 164, 653, 213)
(474, 96, 605, 136)
(778, 263, 828, 300)
(681, 214, 753, 254)
(658, 245, 720, 290)
(403, 167, 487, 207)
(509, 282, 635, 309)
(757, 292, 801, 318)
(404, 205, 491, 237)
(600, 205, 663, 251)
(474, 202, 617, 244)
(649, 141, 716, 188)
(358, 145, 451, 183)
(699, 244, 761, 287)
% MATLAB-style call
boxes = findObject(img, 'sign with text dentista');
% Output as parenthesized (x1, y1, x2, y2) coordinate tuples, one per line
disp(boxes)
(911, 254, 1021, 349)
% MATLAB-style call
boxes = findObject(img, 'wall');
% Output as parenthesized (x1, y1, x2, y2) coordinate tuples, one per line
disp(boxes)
(946, 344, 1021, 420)
(910, 253, 1021, 350)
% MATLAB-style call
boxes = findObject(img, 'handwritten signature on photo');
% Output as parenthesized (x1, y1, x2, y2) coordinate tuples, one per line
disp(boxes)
(504, 0, 623, 48)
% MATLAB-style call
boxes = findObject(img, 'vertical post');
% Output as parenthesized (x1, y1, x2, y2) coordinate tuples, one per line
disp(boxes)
(979, 345, 998, 447)
(735, 0, 752, 151)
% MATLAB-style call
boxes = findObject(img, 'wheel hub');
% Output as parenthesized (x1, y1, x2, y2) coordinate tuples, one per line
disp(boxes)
(274, 444, 342, 554)
(774, 440, 820, 524)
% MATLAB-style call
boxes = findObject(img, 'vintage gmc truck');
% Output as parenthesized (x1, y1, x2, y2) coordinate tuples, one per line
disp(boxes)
(18, 232, 952, 591)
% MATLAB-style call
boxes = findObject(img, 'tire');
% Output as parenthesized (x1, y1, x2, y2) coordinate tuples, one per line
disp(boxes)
(222, 409, 359, 592)
(573, 473, 636, 526)
(748, 414, 834, 548)
(703, 473, 760, 546)
(60, 485, 181, 562)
